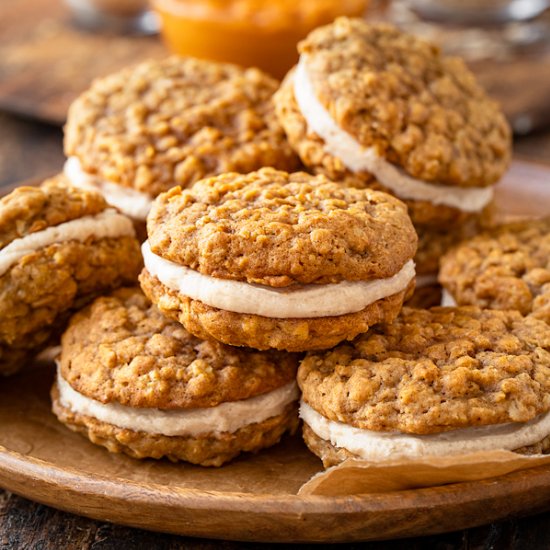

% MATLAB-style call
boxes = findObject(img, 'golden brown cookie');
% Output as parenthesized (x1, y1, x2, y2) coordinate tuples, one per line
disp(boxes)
(439, 218, 550, 323)
(64, 56, 300, 222)
(140, 168, 417, 351)
(52, 288, 300, 466)
(275, 19, 510, 224)
(298, 306, 550, 467)
(0, 176, 142, 375)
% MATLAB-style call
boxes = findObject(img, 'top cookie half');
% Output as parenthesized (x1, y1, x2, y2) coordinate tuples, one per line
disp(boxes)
(64, 56, 300, 201)
(276, 19, 511, 189)
(146, 168, 417, 287)
(0, 176, 106, 250)
(299, 306, 550, 434)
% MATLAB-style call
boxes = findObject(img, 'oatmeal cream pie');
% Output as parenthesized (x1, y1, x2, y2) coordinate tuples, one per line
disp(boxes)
(140, 168, 418, 352)
(298, 307, 550, 468)
(274, 17, 511, 278)
(0, 177, 142, 376)
(439, 217, 550, 323)
(64, 56, 299, 225)
(52, 288, 300, 466)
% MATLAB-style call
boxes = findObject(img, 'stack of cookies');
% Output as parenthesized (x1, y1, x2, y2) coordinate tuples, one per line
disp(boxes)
(274, 17, 512, 305)
(46, 52, 415, 466)
(5, 18, 546, 474)
(0, 177, 142, 375)
(52, 166, 418, 466)
(63, 56, 300, 236)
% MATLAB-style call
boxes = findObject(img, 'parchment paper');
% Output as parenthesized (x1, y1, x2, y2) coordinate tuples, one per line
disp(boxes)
(299, 450, 550, 496)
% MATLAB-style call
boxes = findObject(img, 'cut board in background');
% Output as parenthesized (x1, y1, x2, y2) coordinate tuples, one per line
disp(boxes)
(2, 0, 550, 128)
(0, 0, 165, 125)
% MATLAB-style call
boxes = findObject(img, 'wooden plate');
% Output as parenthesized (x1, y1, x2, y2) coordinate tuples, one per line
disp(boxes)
(0, 160, 549, 543)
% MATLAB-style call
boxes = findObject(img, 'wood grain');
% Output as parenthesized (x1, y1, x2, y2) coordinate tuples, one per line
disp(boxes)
(0, 113, 63, 189)
(2, 0, 550, 128)
(2, 490, 550, 549)
(0, 0, 165, 125)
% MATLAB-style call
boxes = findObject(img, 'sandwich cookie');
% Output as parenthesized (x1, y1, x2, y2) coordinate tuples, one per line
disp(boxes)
(52, 288, 300, 466)
(140, 168, 417, 352)
(64, 56, 300, 227)
(298, 307, 550, 467)
(0, 177, 142, 375)
(439, 217, 550, 323)
(274, 18, 510, 276)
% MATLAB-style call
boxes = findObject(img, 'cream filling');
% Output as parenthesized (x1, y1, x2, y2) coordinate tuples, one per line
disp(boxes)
(293, 57, 493, 213)
(300, 401, 550, 460)
(57, 371, 299, 437)
(0, 209, 135, 277)
(64, 157, 153, 221)
(142, 240, 415, 319)
(441, 288, 458, 307)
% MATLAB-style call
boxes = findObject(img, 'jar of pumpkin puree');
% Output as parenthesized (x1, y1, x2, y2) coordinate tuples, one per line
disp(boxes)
(152, 0, 368, 78)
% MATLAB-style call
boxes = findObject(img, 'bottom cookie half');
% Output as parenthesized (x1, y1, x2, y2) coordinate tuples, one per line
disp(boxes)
(52, 384, 299, 467)
(140, 271, 414, 352)
(302, 423, 550, 469)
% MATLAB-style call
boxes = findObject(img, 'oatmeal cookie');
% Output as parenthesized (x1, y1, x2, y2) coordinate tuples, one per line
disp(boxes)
(298, 306, 550, 465)
(141, 168, 417, 351)
(0, 176, 105, 249)
(276, 19, 511, 186)
(64, 56, 300, 222)
(274, 18, 510, 230)
(140, 269, 414, 352)
(147, 169, 416, 285)
(439, 218, 550, 324)
(52, 288, 300, 466)
(0, 178, 142, 375)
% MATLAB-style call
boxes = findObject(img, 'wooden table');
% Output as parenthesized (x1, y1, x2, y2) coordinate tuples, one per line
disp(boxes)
(1, 110, 550, 549)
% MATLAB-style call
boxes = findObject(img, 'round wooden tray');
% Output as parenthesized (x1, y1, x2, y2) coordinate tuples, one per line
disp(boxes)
(1, 160, 549, 542)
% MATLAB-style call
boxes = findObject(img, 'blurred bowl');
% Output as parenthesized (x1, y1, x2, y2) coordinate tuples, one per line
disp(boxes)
(65, 0, 159, 34)
(152, 0, 369, 78)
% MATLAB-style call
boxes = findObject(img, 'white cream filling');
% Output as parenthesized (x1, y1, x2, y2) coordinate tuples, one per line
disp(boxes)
(64, 157, 153, 221)
(300, 401, 550, 460)
(0, 209, 135, 277)
(57, 371, 299, 437)
(293, 57, 493, 213)
(142, 240, 415, 319)
(441, 288, 458, 307)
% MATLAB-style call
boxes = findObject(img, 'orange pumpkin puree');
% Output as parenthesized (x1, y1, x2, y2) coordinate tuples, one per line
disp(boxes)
(152, 0, 368, 78)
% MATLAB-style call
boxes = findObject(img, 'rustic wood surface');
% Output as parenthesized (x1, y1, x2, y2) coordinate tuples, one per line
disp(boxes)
(0, 0, 165, 125)
(2, 0, 550, 128)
